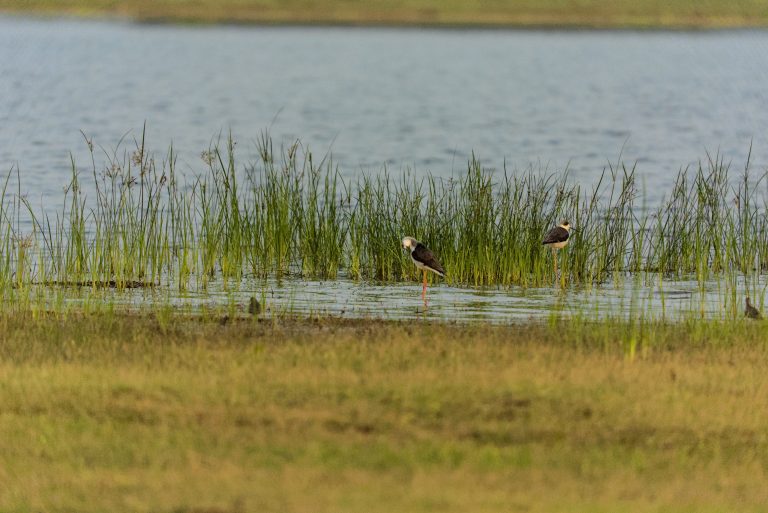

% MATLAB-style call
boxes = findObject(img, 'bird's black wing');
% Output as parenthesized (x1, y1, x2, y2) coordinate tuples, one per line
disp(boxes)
(413, 243, 445, 276)
(542, 226, 570, 245)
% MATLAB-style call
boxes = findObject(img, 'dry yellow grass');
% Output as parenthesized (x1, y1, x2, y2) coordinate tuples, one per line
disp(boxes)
(1, 314, 768, 512)
(1, 0, 768, 28)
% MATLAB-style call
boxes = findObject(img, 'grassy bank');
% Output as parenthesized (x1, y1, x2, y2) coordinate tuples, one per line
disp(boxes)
(1, 0, 768, 28)
(2, 314, 768, 511)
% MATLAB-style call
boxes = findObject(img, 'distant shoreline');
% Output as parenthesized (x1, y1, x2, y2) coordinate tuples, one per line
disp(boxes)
(1, 1, 768, 30)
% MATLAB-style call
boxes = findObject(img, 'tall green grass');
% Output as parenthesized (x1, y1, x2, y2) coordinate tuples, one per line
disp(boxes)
(4, 130, 768, 292)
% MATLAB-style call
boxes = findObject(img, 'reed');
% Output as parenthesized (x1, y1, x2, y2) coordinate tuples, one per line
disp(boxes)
(4, 129, 768, 298)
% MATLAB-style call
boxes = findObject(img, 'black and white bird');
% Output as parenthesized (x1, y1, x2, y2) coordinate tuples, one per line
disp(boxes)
(402, 236, 445, 305)
(745, 296, 762, 320)
(542, 220, 573, 277)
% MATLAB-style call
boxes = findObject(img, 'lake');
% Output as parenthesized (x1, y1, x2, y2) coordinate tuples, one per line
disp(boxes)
(3, 16, 768, 321)
(3, 16, 768, 204)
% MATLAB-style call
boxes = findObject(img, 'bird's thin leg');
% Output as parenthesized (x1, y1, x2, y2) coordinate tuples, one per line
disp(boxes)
(422, 270, 428, 306)
(553, 248, 558, 281)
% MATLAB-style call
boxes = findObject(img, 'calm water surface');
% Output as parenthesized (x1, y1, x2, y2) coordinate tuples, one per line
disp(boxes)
(3, 16, 768, 203)
(56, 275, 757, 323)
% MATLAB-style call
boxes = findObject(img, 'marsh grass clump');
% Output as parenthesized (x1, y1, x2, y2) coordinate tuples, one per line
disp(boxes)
(2, 129, 768, 297)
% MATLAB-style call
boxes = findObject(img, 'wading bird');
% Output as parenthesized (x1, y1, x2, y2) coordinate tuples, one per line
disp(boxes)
(402, 236, 445, 306)
(542, 220, 573, 277)
(745, 296, 762, 320)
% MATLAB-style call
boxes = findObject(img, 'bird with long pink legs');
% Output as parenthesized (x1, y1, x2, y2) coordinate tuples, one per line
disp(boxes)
(542, 220, 574, 284)
(402, 236, 445, 308)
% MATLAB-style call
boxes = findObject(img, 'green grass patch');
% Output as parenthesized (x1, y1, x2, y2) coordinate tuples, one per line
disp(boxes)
(2, 130, 767, 298)
(2, 313, 768, 511)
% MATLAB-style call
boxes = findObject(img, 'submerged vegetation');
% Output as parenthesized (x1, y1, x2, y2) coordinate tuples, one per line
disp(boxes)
(2, 130, 767, 303)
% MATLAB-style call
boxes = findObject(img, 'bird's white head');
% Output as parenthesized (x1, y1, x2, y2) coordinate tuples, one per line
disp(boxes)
(402, 236, 418, 250)
(559, 220, 572, 232)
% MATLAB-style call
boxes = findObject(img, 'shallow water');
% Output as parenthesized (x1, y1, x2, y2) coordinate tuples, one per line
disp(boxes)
(2, 17, 768, 204)
(45, 273, 761, 323)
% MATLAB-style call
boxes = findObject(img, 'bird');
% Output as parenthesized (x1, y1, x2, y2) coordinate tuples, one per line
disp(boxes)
(745, 296, 762, 319)
(248, 296, 261, 316)
(542, 220, 574, 278)
(402, 236, 445, 306)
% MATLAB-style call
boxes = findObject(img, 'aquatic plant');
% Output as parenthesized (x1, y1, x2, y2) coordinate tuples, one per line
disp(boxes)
(3, 129, 768, 295)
